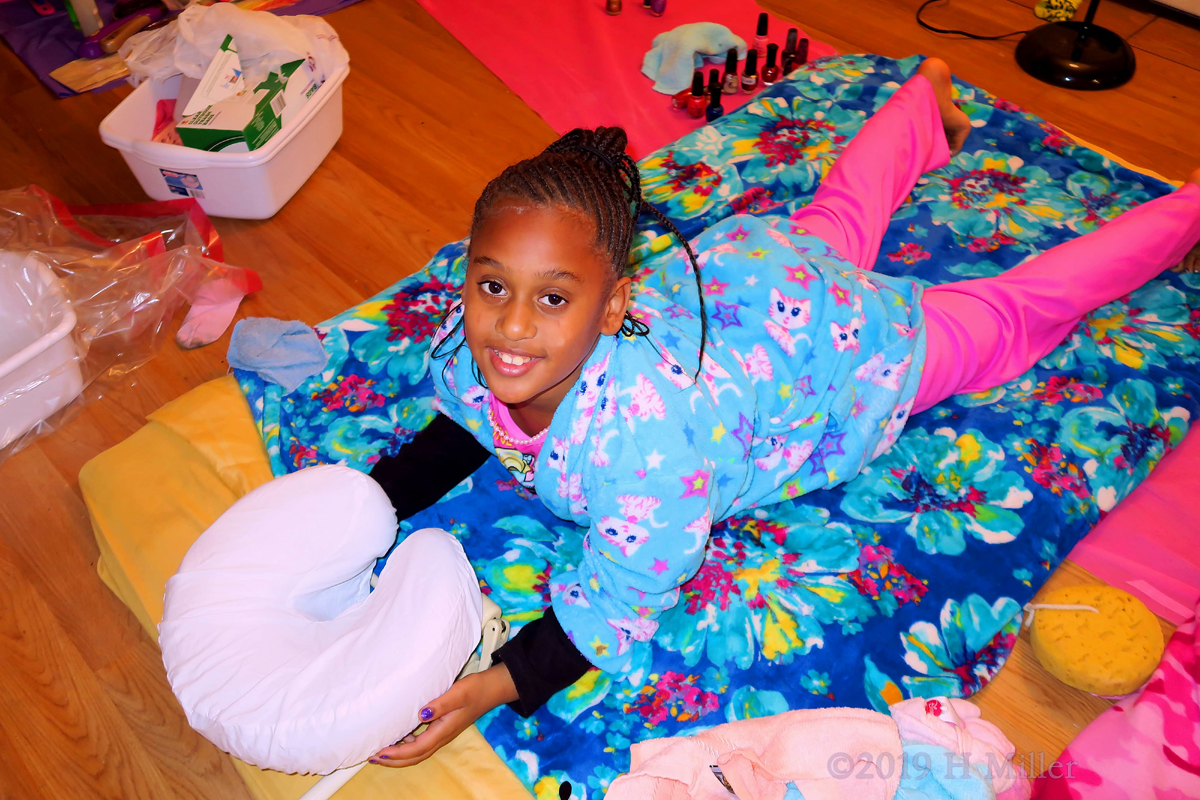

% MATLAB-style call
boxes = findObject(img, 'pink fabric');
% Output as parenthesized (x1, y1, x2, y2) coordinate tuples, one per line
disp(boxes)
(412, 0, 836, 158)
(1068, 435, 1200, 625)
(890, 697, 1031, 798)
(915, 183, 1200, 412)
(488, 393, 547, 457)
(1031, 605, 1200, 799)
(788, 74, 952, 273)
(605, 707, 903, 800)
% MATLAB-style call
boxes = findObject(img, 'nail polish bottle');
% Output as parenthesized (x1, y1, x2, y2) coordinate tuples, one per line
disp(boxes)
(753, 12, 768, 60)
(707, 68, 721, 99)
(741, 48, 759, 93)
(797, 37, 809, 67)
(643, 0, 651, 6)
(687, 70, 707, 118)
(722, 48, 739, 94)
(606, 0, 621, 14)
(673, 69, 702, 109)
(650, 0, 665, 15)
(762, 43, 780, 86)
(781, 28, 798, 73)
(705, 82, 724, 122)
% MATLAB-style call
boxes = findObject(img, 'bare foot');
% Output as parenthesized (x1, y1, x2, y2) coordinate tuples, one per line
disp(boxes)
(918, 57, 971, 157)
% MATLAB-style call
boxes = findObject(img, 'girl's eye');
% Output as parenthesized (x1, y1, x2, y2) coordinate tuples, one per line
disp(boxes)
(540, 293, 567, 308)
(481, 280, 505, 296)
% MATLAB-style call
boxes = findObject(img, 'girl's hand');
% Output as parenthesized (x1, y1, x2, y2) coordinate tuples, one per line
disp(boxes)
(368, 663, 518, 768)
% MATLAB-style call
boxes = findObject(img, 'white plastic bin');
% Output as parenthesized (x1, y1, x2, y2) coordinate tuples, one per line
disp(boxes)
(99, 65, 349, 220)
(0, 253, 83, 451)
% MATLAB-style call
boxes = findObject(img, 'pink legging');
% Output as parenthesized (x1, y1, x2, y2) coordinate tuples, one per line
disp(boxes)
(789, 74, 1200, 414)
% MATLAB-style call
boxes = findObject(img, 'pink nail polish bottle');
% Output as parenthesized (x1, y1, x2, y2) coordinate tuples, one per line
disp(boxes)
(650, 0, 666, 15)
(753, 12, 768, 61)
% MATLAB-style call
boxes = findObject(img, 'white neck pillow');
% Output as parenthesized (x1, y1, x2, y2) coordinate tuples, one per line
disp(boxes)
(159, 465, 482, 775)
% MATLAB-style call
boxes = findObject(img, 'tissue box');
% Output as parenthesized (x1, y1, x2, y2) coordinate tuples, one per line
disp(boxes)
(178, 59, 318, 152)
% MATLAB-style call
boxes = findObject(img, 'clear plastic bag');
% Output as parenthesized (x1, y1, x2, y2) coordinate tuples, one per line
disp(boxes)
(120, 3, 350, 90)
(0, 186, 261, 462)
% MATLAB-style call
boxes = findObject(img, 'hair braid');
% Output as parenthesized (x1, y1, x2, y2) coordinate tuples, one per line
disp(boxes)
(471, 126, 708, 375)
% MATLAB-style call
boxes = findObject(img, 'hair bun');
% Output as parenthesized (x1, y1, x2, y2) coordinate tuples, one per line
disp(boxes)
(544, 127, 629, 161)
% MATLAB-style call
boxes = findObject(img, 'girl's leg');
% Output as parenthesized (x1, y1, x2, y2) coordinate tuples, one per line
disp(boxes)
(788, 63, 959, 272)
(914, 183, 1200, 413)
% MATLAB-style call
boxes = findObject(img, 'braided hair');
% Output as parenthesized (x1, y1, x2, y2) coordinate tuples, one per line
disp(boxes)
(470, 126, 708, 371)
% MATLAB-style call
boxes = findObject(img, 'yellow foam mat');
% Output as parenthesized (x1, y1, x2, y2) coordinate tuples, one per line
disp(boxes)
(79, 374, 533, 800)
(1030, 584, 1165, 696)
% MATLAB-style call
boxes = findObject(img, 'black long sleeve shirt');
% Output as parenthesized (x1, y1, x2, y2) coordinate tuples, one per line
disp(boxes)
(368, 413, 592, 716)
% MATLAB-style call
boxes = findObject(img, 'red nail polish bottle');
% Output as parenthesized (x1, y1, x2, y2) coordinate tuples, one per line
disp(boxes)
(741, 48, 759, 94)
(762, 43, 780, 86)
(606, 0, 621, 14)
(781, 28, 798, 74)
(687, 70, 707, 118)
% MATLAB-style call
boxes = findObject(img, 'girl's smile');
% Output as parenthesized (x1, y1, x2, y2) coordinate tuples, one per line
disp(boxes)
(463, 202, 630, 436)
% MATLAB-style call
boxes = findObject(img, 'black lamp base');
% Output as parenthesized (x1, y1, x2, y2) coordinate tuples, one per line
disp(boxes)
(1015, 21, 1136, 90)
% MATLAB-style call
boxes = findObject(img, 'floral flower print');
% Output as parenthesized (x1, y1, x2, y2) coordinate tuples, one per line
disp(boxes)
(842, 428, 1033, 556)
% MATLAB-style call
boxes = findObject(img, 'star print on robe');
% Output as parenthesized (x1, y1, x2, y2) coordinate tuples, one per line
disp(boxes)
(712, 301, 742, 329)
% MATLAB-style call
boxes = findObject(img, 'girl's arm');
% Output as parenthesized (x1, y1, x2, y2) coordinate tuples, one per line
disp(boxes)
(369, 608, 592, 768)
(368, 413, 491, 518)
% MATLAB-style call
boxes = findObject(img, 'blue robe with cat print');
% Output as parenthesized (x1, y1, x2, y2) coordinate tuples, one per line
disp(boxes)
(430, 213, 926, 678)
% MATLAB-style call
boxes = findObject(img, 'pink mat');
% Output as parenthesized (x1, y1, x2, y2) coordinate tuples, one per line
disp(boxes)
(414, 0, 836, 158)
(414, 0, 1200, 624)
(1067, 431, 1200, 625)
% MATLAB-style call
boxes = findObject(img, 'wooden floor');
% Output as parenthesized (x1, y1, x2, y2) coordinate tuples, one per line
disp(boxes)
(1, 0, 1196, 796)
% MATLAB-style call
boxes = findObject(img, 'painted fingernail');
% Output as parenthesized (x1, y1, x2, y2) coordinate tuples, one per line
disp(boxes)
(369, 759, 379, 764)
(378, 755, 390, 760)
(419, 707, 433, 721)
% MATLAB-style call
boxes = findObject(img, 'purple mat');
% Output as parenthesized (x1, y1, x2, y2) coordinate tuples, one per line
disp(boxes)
(0, 0, 364, 98)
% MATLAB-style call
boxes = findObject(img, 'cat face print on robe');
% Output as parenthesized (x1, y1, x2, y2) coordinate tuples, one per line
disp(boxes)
(731, 343, 774, 384)
(854, 352, 913, 391)
(764, 287, 812, 356)
(873, 398, 914, 458)
(553, 579, 591, 608)
(753, 434, 815, 485)
(654, 348, 694, 390)
(607, 616, 658, 655)
(597, 495, 665, 557)
(831, 317, 862, 353)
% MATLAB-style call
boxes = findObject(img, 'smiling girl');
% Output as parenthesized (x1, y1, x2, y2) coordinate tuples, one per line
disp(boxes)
(366, 58, 1200, 766)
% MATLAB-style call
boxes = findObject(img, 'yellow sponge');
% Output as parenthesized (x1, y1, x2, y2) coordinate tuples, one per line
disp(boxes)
(1030, 585, 1164, 696)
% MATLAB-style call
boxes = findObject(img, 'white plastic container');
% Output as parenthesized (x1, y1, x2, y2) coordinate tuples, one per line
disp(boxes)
(99, 65, 349, 220)
(0, 253, 83, 451)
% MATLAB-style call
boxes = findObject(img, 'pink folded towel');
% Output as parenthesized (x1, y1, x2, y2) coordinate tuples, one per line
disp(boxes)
(606, 707, 903, 800)
(890, 697, 1030, 798)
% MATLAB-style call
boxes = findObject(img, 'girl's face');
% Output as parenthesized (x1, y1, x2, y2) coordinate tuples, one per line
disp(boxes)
(464, 202, 630, 430)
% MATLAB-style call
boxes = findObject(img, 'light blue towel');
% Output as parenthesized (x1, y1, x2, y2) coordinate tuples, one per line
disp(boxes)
(227, 317, 328, 394)
(641, 22, 747, 95)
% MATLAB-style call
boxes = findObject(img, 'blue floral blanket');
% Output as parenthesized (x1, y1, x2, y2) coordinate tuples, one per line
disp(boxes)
(237, 55, 1200, 798)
